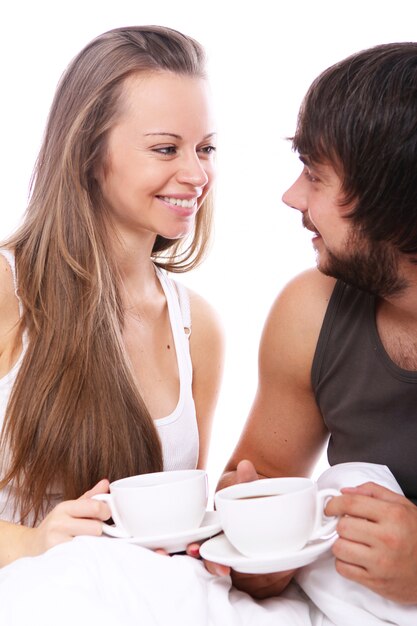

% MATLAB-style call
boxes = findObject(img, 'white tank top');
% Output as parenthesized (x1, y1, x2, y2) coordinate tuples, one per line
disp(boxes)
(0, 251, 198, 522)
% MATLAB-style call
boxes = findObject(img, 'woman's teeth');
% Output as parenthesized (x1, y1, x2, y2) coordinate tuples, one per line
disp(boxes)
(161, 196, 195, 208)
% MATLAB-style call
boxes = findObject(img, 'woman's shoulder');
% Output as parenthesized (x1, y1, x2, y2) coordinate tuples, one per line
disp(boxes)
(184, 288, 225, 398)
(0, 252, 21, 354)
(0, 251, 19, 308)
(185, 287, 225, 352)
(188, 287, 223, 330)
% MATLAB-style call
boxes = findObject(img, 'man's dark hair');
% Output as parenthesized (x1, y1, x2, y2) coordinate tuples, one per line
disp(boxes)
(293, 42, 417, 256)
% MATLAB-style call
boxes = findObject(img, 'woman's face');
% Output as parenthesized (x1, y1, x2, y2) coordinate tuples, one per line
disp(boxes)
(97, 71, 216, 246)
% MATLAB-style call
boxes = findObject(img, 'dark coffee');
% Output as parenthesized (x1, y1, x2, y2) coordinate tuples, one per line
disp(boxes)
(237, 494, 278, 500)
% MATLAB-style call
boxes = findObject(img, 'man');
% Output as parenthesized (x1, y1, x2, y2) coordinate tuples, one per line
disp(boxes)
(216, 43, 417, 603)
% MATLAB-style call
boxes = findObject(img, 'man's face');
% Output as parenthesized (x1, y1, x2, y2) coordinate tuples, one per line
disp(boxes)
(282, 159, 407, 297)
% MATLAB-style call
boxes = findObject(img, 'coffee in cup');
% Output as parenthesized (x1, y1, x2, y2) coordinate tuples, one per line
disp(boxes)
(215, 476, 339, 557)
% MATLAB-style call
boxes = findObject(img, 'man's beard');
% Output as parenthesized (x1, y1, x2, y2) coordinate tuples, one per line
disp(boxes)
(304, 216, 407, 297)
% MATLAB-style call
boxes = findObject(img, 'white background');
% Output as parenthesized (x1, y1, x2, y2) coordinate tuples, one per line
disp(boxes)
(1, 0, 416, 496)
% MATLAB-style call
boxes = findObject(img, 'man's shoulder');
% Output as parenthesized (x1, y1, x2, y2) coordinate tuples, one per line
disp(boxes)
(285, 267, 336, 296)
(270, 268, 336, 325)
(259, 269, 336, 379)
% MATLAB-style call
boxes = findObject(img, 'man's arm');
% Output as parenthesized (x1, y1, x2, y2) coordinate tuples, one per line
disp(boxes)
(215, 269, 334, 597)
(220, 268, 333, 486)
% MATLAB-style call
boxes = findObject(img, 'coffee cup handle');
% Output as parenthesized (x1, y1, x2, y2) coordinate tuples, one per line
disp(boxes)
(310, 488, 340, 541)
(92, 493, 131, 538)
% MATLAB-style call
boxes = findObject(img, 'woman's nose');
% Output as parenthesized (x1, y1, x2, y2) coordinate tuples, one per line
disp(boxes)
(177, 153, 209, 188)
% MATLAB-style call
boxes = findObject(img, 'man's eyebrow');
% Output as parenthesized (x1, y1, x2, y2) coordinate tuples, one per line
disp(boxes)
(299, 155, 325, 173)
(298, 156, 334, 184)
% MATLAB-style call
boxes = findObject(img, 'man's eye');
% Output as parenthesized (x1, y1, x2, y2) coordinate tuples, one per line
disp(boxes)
(304, 168, 319, 183)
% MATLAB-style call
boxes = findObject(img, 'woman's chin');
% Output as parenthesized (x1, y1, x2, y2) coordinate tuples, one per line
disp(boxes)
(160, 227, 194, 241)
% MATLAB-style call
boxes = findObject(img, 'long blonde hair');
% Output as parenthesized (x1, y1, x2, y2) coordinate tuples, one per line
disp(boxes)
(1, 26, 213, 524)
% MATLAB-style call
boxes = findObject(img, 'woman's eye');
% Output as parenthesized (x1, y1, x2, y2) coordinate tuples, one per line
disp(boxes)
(153, 146, 177, 155)
(200, 145, 216, 154)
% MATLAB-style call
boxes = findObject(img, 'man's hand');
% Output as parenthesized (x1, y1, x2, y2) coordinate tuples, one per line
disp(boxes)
(325, 481, 417, 604)
(191, 460, 296, 598)
(233, 459, 260, 483)
(186, 460, 259, 574)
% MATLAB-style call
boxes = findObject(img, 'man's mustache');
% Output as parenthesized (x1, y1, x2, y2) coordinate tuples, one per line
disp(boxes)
(302, 214, 317, 233)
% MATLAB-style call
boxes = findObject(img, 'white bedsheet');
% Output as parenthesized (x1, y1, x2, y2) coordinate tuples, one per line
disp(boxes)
(0, 538, 318, 626)
(296, 462, 417, 626)
(0, 463, 415, 626)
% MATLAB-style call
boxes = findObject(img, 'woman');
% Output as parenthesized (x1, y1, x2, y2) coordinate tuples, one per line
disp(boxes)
(0, 25, 223, 566)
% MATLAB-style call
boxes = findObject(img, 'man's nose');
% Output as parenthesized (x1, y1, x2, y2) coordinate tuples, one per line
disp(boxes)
(282, 172, 308, 212)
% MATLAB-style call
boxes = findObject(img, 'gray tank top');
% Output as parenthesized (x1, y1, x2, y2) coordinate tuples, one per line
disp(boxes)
(312, 280, 417, 503)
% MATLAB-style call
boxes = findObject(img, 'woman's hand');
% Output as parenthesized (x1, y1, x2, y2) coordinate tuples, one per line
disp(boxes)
(22, 479, 111, 558)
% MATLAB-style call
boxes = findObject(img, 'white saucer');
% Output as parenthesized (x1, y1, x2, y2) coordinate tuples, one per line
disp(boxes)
(199, 532, 337, 574)
(115, 511, 221, 554)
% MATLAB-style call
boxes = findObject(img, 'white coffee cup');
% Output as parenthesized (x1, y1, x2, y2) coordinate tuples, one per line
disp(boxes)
(215, 477, 339, 557)
(93, 469, 207, 538)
